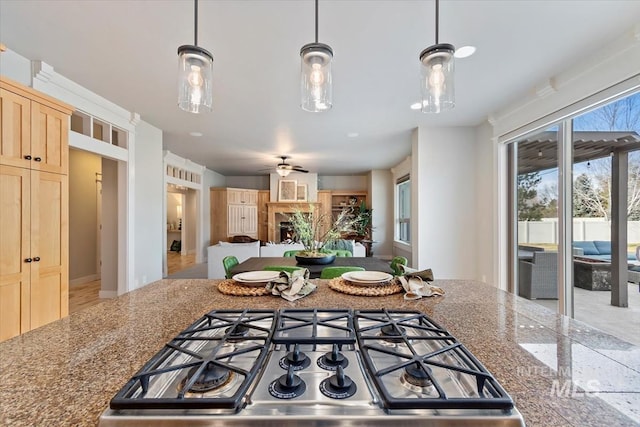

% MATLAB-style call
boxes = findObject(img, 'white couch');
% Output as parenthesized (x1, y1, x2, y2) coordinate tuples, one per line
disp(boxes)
(207, 241, 260, 279)
(207, 241, 366, 279)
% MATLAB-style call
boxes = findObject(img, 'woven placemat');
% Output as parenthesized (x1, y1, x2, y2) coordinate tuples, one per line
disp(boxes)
(328, 278, 403, 297)
(217, 279, 271, 297)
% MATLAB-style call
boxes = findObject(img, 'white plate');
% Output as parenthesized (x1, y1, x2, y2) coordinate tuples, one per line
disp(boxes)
(233, 271, 280, 283)
(341, 271, 393, 284)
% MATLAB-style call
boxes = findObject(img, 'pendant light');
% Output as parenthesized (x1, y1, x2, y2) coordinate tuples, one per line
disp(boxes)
(178, 0, 213, 113)
(300, 0, 333, 112)
(419, 0, 455, 113)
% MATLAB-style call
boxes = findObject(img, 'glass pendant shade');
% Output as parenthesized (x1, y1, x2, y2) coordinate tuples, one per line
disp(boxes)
(419, 43, 455, 113)
(276, 168, 291, 177)
(300, 43, 333, 112)
(178, 45, 213, 113)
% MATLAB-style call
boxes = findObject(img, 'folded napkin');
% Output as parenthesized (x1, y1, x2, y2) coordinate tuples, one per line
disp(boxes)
(396, 265, 444, 300)
(266, 269, 316, 302)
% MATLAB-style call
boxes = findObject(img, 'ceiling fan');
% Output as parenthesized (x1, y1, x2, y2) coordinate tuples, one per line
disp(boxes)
(272, 156, 309, 177)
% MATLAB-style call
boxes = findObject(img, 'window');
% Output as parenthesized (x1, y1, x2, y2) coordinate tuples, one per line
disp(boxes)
(397, 175, 411, 243)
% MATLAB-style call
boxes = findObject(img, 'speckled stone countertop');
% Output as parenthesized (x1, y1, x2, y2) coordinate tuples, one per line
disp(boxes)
(1, 279, 639, 426)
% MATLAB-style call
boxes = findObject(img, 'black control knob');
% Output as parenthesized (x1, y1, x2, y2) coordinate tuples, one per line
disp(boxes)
(269, 364, 307, 399)
(318, 343, 348, 370)
(287, 344, 306, 364)
(279, 365, 303, 389)
(329, 365, 353, 390)
(280, 343, 311, 370)
(320, 365, 357, 399)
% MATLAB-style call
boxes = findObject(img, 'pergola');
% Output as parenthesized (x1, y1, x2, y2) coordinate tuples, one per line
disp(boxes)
(516, 130, 640, 307)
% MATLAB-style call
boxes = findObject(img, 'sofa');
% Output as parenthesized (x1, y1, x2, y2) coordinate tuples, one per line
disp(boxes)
(207, 241, 366, 278)
(207, 241, 260, 279)
(572, 240, 635, 262)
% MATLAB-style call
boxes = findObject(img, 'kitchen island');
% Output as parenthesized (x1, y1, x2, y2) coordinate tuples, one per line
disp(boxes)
(0, 278, 638, 426)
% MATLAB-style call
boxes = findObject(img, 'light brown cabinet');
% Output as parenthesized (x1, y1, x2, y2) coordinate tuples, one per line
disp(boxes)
(0, 77, 72, 343)
(257, 190, 270, 242)
(210, 187, 259, 243)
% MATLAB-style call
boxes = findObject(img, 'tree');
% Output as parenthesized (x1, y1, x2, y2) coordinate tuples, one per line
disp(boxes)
(573, 173, 606, 218)
(572, 92, 640, 219)
(517, 172, 547, 220)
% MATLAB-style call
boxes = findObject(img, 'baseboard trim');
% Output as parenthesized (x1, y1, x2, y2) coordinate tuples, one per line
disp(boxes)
(69, 274, 98, 286)
(99, 290, 117, 299)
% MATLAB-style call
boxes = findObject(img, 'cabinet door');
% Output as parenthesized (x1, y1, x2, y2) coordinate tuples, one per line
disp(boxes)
(31, 102, 68, 174)
(242, 205, 258, 236)
(228, 204, 244, 235)
(0, 88, 31, 169)
(30, 170, 68, 329)
(0, 165, 31, 341)
(244, 190, 258, 205)
(227, 189, 243, 205)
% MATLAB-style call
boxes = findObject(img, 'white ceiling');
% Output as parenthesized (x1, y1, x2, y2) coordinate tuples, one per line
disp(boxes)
(1, 0, 639, 176)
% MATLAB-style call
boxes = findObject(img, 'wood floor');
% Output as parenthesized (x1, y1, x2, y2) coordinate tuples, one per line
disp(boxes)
(68, 252, 196, 314)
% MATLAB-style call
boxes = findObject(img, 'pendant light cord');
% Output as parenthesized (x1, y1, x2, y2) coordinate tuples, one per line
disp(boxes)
(315, 0, 319, 43)
(194, 0, 198, 46)
(435, 0, 439, 44)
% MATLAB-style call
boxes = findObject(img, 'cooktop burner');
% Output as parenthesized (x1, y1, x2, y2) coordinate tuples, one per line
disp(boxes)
(100, 308, 525, 427)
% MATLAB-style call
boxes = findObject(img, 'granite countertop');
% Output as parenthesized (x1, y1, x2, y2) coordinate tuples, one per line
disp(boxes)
(0, 279, 638, 426)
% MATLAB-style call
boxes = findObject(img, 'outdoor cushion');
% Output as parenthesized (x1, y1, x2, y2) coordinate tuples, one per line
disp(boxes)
(573, 241, 599, 255)
(593, 241, 612, 255)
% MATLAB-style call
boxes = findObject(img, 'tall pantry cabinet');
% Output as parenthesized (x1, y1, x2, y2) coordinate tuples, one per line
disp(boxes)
(0, 76, 73, 342)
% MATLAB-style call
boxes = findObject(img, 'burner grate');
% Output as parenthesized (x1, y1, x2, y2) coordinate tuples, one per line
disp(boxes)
(355, 309, 515, 411)
(110, 309, 276, 410)
(273, 309, 355, 345)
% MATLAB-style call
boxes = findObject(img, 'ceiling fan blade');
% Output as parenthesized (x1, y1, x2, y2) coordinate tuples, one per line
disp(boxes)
(293, 167, 309, 173)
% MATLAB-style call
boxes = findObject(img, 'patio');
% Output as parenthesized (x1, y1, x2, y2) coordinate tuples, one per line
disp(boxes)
(533, 282, 640, 346)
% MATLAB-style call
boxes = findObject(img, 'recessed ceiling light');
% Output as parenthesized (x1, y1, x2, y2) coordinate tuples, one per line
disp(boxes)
(189, 131, 203, 137)
(410, 102, 423, 110)
(454, 46, 476, 59)
(347, 132, 359, 138)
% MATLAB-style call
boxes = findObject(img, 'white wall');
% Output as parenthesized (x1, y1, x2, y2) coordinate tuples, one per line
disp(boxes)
(318, 175, 368, 191)
(474, 122, 496, 284)
(225, 176, 269, 190)
(133, 120, 163, 288)
(413, 127, 478, 279)
(368, 170, 393, 258)
(68, 149, 101, 283)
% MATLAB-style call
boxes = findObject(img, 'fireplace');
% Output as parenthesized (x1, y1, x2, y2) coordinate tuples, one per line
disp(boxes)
(279, 222, 294, 242)
(266, 202, 321, 242)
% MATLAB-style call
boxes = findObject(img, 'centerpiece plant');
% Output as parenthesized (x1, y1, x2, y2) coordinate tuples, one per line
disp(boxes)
(288, 205, 364, 257)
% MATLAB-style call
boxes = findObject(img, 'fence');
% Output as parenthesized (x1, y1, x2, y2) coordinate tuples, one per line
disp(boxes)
(518, 218, 640, 244)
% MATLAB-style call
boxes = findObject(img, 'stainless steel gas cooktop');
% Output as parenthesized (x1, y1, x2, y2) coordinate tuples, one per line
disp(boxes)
(99, 308, 525, 426)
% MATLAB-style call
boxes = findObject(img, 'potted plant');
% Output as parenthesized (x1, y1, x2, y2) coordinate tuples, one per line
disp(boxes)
(288, 204, 364, 264)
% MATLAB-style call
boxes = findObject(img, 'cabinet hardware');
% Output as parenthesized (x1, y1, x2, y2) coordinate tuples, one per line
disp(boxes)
(33, 257, 41, 262)
(34, 157, 42, 162)
(25, 258, 32, 263)
(24, 155, 32, 160)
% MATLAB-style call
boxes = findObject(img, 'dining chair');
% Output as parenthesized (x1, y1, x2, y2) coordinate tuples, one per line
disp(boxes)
(320, 266, 365, 279)
(390, 256, 408, 276)
(283, 250, 301, 257)
(323, 249, 352, 257)
(222, 255, 239, 279)
(263, 266, 303, 274)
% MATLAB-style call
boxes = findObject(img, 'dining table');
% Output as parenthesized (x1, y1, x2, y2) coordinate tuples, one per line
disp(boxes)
(229, 256, 394, 279)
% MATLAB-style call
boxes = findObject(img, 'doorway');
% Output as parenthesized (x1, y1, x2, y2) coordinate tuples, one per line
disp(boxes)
(166, 185, 197, 276)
